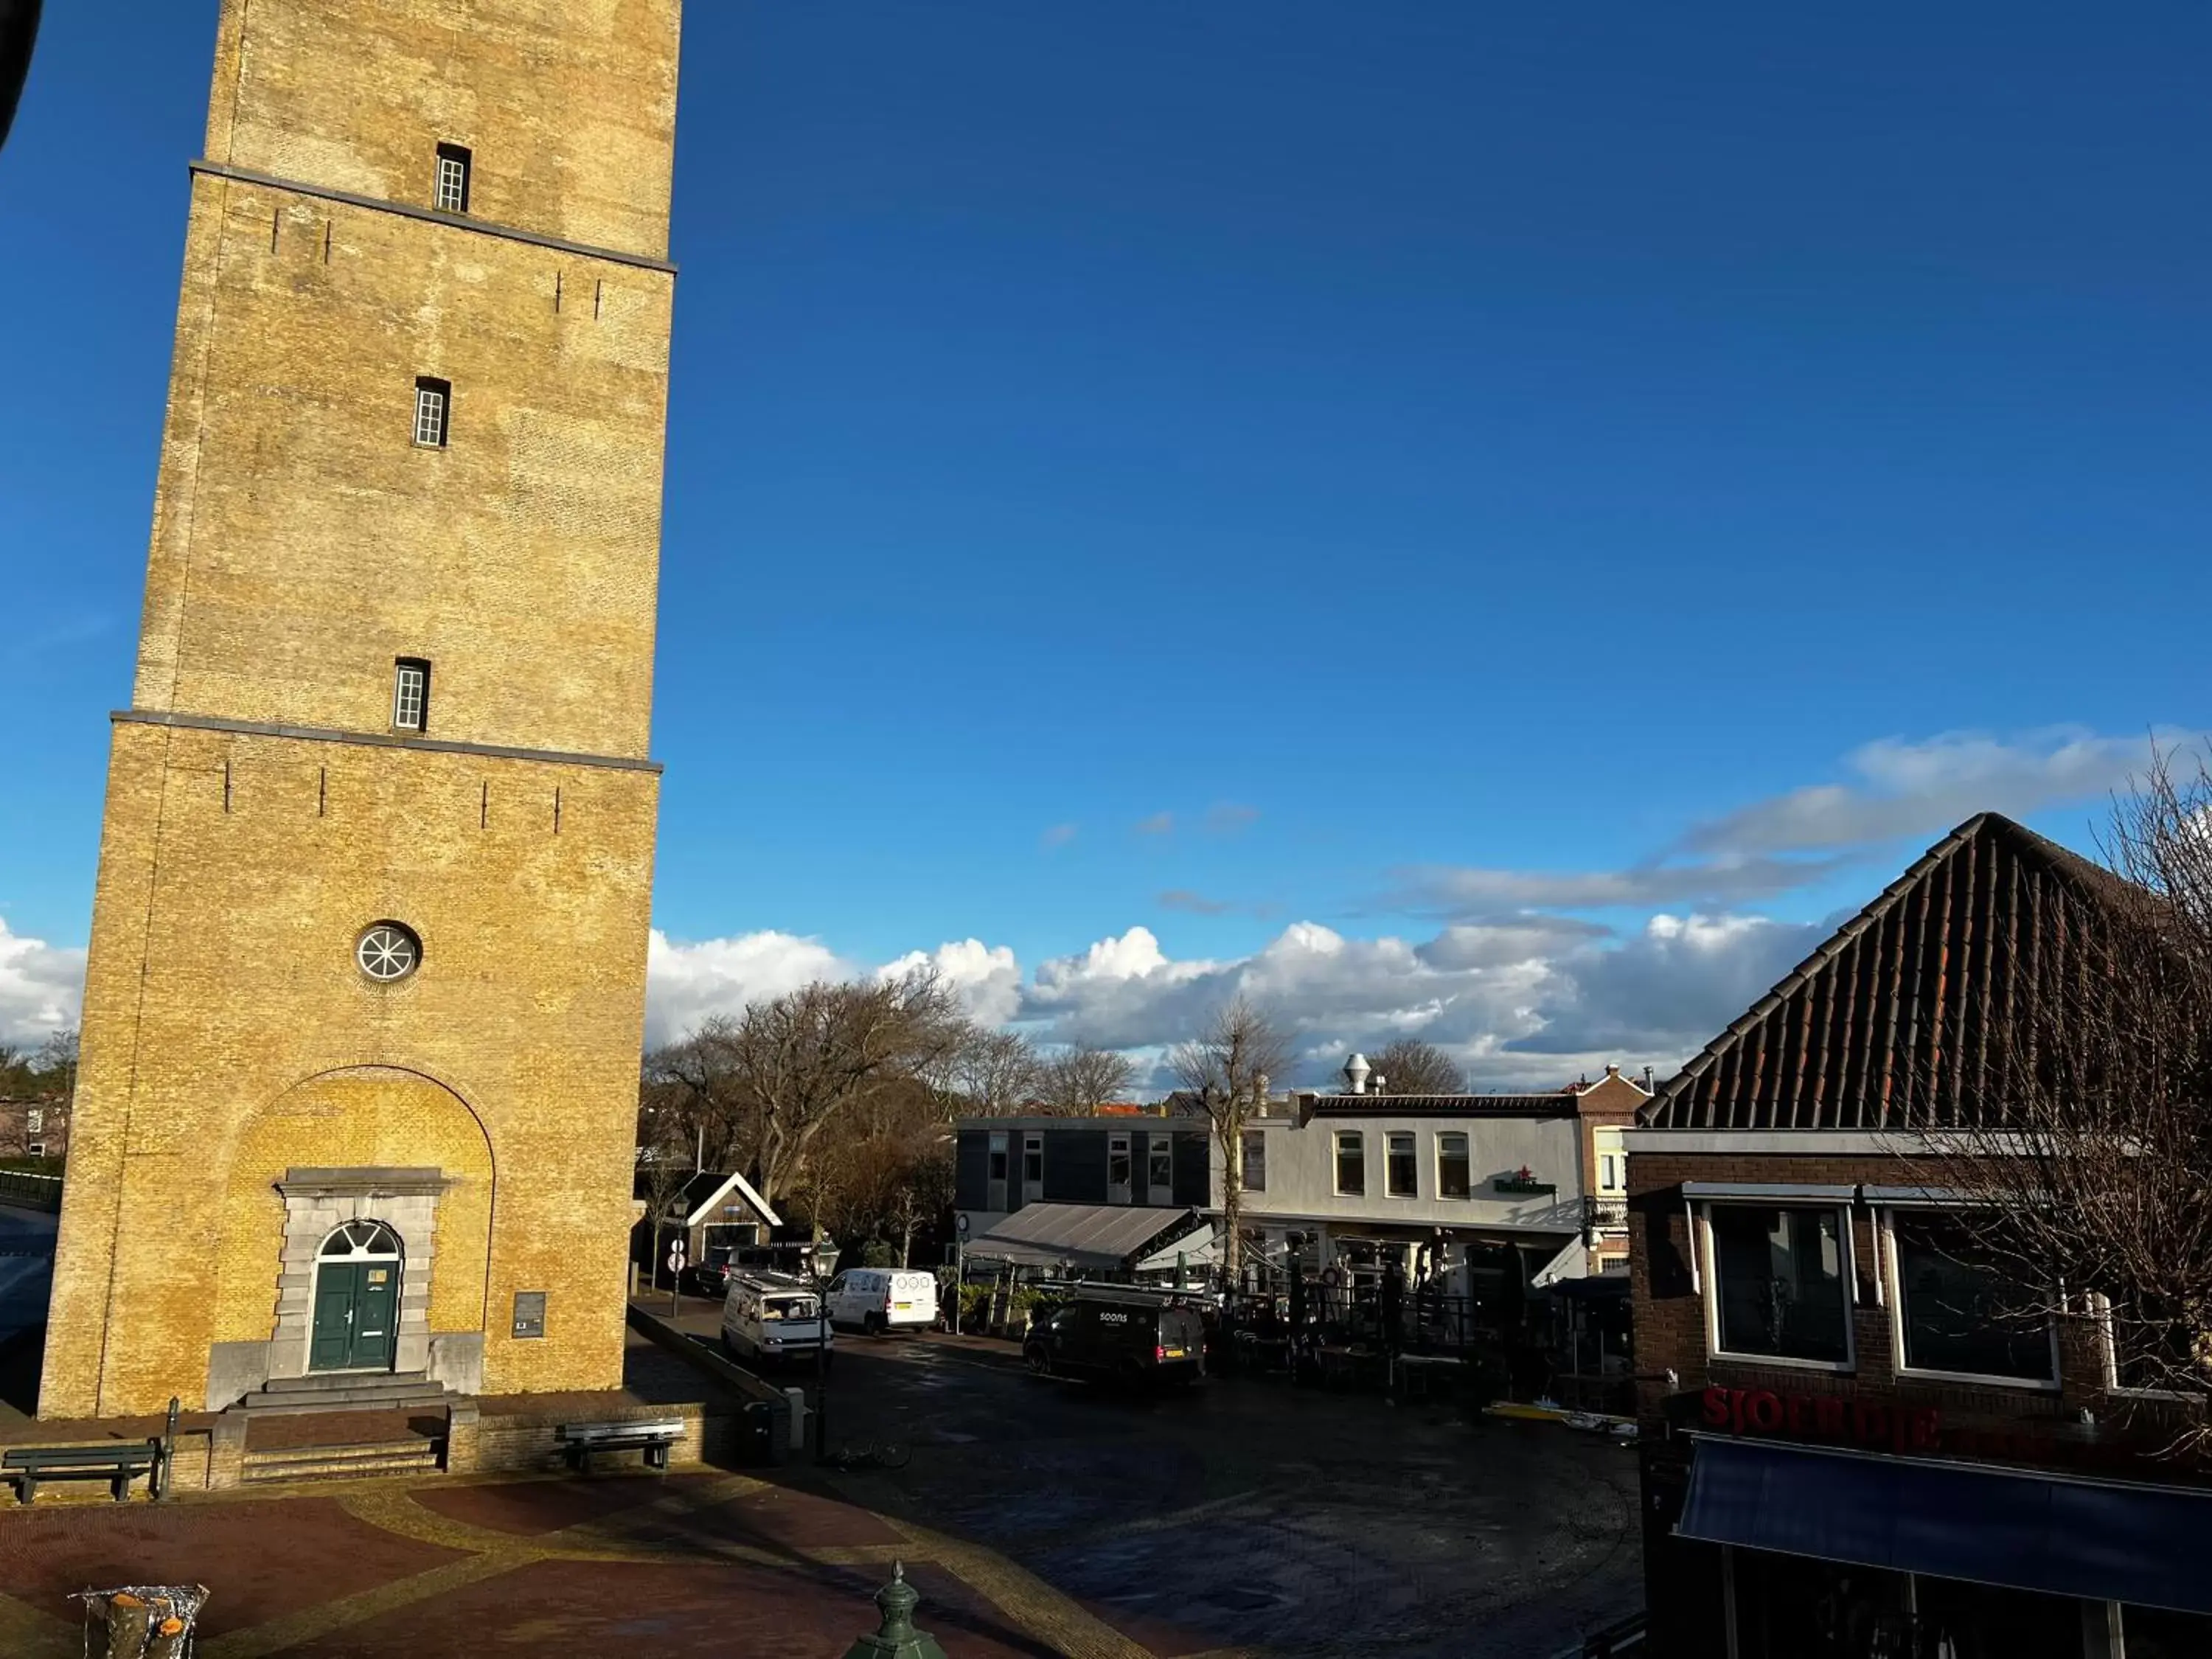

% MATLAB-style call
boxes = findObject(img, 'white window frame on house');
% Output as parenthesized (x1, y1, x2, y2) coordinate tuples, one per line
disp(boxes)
(392, 658, 431, 732)
(1334, 1130, 1366, 1198)
(1436, 1131, 1470, 1200)
(1240, 1129, 1267, 1194)
(1877, 1202, 2061, 1393)
(1594, 1126, 1627, 1194)
(413, 377, 451, 448)
(1107, 1132, 1132, 1205)
(434, 143, 473, 213)
(1020, 1132, 1043, 1206)
(1385, 1131, 1418, 1199)
(1693, 1188, 1860, 1374)
(986, 1130, 1008, 1213)
(2091, 1291, 2194, 1402)
(25, 1142, 44, 1158)
(1147, 1135, 1174, 1206)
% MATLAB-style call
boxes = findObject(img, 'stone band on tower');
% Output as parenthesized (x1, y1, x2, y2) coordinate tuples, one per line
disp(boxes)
(42, 0, 683, 1418)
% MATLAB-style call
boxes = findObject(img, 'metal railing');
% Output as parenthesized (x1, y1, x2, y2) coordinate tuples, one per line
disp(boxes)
(0, 1169, 63, 1211)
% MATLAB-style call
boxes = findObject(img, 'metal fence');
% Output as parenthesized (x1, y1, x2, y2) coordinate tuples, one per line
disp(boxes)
(0, 1169, 61, 1211)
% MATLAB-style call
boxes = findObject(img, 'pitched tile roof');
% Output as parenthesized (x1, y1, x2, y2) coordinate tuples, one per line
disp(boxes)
(1641, 813, 2135, 1131)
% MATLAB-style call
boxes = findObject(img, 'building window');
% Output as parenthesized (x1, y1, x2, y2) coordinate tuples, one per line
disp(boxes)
(392, 658, 431, 731)
(1335, 1131, 1365, 1197)
(434, 143, 473, 213)
(1595, 1126, 1626, 1194)
(1148, 1136, 1172, 1194)
(2101, 1290, 2199, 1397)
(1107, 1133, 1132, 1202)
(1891, 1211, 2057, 1386)
(1021, 1132, 1043, 1189)
(1708, 1203, 1851, 1366)
(355, 920, 422, 983)
(986, 1133, 1008, 1184)
(1240, 1130, 1266, 1193)
(25, 1143, 44, 1158)
(986, 1130, 1008, 1213)
(24, 1109, 41, 1135)
(1386, 1132, 1417, 1197)
(414, 377, 451, 448)
(1436, 1132, 1470, 1199)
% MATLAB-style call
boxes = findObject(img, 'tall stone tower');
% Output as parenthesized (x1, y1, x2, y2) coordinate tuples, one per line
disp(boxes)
(42, 0, 682, 1418)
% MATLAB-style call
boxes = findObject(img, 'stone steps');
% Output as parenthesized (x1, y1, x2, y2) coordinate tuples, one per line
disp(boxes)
(240, 1371, 451, 1415)
(240, 1439, 443, 1484)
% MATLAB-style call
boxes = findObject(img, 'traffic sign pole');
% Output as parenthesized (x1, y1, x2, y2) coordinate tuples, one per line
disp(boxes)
(667, 1240, 686, 1321)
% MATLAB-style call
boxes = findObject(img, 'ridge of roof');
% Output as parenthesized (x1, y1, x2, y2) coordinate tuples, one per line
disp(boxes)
(1640, 812, 2134, 1127)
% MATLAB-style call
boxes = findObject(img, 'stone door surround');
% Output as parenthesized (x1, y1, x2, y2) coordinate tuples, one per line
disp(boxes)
(269, 1166, 451, 1382)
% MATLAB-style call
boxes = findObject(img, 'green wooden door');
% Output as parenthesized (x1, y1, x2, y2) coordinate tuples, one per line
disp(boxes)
(309, 1262, 400, 1371)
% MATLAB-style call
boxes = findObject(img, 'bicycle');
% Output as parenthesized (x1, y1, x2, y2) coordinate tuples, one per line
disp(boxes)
(824, 1439, 911, 1472)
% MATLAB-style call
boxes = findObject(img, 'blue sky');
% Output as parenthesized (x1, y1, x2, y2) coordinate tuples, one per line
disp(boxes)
(2, 3, 2207, 1082)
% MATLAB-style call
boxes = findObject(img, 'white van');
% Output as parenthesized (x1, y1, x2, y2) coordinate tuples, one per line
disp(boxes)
(720, 1271, 832, 1369)
(826, 1268, 938, 1334)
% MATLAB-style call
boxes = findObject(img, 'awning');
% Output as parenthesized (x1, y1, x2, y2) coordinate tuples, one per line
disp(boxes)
(1530, 1237, 1590, 1289)
(1678, 1436, 2212, 1615)
(1134, 1228, 1218, 1275)
(968, 1203, 1205, 1273)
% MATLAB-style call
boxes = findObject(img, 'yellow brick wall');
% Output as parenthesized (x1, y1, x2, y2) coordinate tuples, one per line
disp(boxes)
(46, 725, 658, 1415)
(49, 0, 680, 1421)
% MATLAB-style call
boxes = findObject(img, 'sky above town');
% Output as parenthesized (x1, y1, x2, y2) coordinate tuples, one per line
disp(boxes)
(2, 3, 2207, 1086)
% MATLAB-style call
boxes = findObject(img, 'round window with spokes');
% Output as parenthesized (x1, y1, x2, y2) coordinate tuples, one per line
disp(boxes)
(355, 922, 422, 983)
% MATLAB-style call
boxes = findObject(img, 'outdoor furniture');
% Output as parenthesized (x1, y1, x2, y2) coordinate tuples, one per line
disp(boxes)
(3, 1440, 160, 1503)
(1394, 1352, 1466, 1401)
(557, 1418, 686, 1472)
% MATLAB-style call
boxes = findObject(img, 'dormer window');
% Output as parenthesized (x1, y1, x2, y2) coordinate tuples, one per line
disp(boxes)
(434, 144, 472, 213)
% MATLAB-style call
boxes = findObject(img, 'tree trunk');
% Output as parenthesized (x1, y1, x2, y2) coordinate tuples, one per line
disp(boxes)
(1220, 1104, 1244, 1287)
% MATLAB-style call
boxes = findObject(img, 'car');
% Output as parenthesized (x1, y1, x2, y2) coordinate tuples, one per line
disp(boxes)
(720, 1270, 833, 1371)
(1022, 1285, 1206, 1390)
(826, 1268, 939, 1335)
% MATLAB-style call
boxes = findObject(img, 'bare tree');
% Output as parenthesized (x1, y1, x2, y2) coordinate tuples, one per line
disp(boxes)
(1371, 1037, 1467, 1096)
(693, 969, 966, 1208)
(1171, 995, 1288, 1285)
(1933, 754, 2212, 1444)
(1039, 1045, 1137, 1116)
(950, 1029, 1043, 1116)
(635, 1102, 695, 1291)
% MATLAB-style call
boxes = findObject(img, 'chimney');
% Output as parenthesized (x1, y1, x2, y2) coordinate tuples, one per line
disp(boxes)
(1343, 1052, 1370, 1096)
(1371, 1074, 1387, 1097)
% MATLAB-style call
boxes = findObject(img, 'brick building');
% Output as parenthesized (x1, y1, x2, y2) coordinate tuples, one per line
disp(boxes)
(44, 0, 682, 1417)
(1627, 815, 2212, 1658)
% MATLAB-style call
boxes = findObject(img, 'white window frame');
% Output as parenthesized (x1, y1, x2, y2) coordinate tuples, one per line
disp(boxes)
(1700, 1196, 1860, 1374)
(25, 1142, 44, 1158)
(24, 1109, 41, 1135)
(1384, 1130, 1418, 1199)
(1146, 1135, 1174, 1206)
(434, 144, 471, 213)
(2091, 1291, 2194, 1402)
(1107, 1132, 1132, 1205)
(1878, 1203, 2062, 1394)
(1020, 1131, 1043, 1205)
(986, 1130, 1009, 1213)
(1594, 1126, 1627, 1195)
(1333, 1130, 1366, 1197)
(413, 378, 450, 448)
(392, 660, 429, 731)
(1239, 1129, 1267, 1194)
(1435, 1130, 1471, 1200)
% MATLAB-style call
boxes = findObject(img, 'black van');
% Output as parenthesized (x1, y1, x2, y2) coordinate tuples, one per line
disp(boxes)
(1022, 1288, 1206, 1389)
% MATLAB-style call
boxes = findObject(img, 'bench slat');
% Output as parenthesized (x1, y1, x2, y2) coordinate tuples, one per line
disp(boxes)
(4, 1447, 157, 1469)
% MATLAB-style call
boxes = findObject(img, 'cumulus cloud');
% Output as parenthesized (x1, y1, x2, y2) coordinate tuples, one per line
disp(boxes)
(0, 919, 86, 1046)
(879, 938, 1023, 1029)
(1679, 728, 2178, 857)
(644, 928, 852, 1046)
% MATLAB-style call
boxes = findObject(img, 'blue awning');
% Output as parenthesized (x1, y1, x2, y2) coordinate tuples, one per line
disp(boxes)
(1678, 1436, 2212, 1615)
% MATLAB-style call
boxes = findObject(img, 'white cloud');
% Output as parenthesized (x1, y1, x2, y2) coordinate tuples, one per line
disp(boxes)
(644, 928, 852, 1047)
(1679, 727, 2181, 856)
(880, 938, 1023, 1029)
(0, 919, 86, 1048)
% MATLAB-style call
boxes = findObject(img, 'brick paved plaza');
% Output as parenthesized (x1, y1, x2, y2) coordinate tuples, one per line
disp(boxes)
(0, 1326, 1641, 1658)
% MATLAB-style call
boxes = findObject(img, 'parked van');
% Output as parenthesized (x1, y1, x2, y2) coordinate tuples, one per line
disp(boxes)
(721, 1271, 832, 1369)
(826, 1268, 938, 1334)
(1022, 1286, 1206, 1390)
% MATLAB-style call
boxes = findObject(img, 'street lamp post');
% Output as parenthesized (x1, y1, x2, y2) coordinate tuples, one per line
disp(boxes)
(810, 1240, 840, 1463)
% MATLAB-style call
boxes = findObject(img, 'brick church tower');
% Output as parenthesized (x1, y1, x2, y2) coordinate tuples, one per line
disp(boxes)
(41, 0, 683, 1417)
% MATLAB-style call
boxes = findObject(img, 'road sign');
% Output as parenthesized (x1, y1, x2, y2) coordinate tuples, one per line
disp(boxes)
(666, 1248, 686, 1273)
(956, 1213, 969, 1237)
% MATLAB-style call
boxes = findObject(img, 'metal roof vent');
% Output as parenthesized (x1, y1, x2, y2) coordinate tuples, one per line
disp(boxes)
(1343, 1052, 1370, 1096)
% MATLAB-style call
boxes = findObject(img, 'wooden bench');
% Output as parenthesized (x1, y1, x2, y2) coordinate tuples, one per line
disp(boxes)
(4, 1440, 160, 1504)
(557, 1419, 686, 1473)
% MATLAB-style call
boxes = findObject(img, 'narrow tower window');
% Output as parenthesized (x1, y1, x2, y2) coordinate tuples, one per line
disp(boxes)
(413, 377, 451, 448)
(392, 658, 431, 731)
(434, 143, 473, 213)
